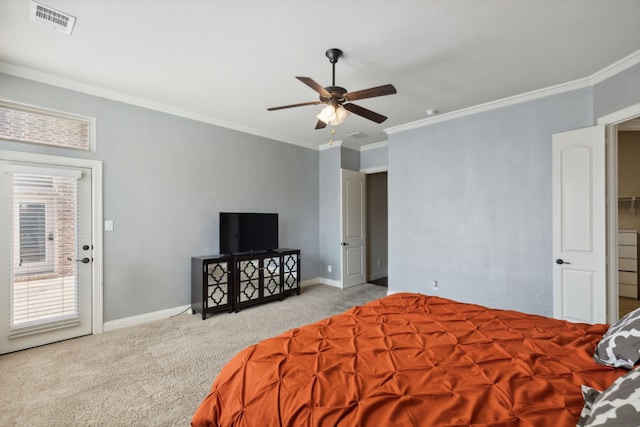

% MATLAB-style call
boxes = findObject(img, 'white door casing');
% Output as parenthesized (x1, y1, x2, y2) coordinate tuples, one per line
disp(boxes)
(552, 125, 606, 323)
(597, 103, 640, 323)
(0, 151, 103, 354)
(341, 169, 366, 288)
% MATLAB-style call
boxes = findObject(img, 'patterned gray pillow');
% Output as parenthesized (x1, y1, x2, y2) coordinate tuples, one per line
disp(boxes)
(594, 307, 640, 369)
(583, 367, 640, 426)
(576, 385, 601, 427)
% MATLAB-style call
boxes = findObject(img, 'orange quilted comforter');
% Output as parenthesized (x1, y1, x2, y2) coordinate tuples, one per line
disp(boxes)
(191, 293, 625, 427)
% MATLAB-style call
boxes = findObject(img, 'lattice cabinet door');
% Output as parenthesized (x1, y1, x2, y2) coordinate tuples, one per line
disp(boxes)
(262, 256, 282, 300)
(236, 258, 261, 305)
(235, 254, 283, 311)
(280, 249, 300, 296)
(191, 255, 234, 319)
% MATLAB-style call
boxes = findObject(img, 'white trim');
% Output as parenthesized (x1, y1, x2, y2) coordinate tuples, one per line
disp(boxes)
(319, 140, 343, 150)
(386, 77, 591, 134)
(387, 49, 640, 134)
(0, 62, 317, 151)
(606, 124, 619, 324)
(104, 279, 362, 332)
(0, 98, 96, 153)
(3, 49, 640, 150)
(597, 102, 640, 323)
(360, 141, 388, 151)
(616, 119, 640, 131)
(3, 163, 82, 178)
(0, 150, 104, 334)
(304, 277, 342, 288)
(300, 278, 318, 287)
(597, 102, 640, 126)
(103, 304, 190, 332)
(590, 49, 640, 85)
(360, 165, 387, 174)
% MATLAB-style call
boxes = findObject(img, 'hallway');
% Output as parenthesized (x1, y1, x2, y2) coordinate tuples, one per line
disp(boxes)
(620, 297, 640, 317)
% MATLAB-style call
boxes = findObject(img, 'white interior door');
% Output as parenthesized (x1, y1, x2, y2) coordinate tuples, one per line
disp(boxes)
(552, 125, 606, 323)
(341, 169, 366, 288)
(0, 161, 93, 354)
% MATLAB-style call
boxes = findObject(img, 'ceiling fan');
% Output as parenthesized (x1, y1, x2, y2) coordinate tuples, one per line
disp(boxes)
(267, 48, 397, 130)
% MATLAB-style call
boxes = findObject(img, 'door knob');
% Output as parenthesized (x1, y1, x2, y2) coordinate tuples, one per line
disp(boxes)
(341, 242, 348, 246)
(76, 257, 91, 264)
(555, 258, 571, 265)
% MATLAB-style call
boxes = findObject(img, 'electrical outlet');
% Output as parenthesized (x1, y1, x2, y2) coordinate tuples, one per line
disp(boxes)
(328, 265, 332, 273)
(432, 280, 439, 290)
(377, 259, 381, 267)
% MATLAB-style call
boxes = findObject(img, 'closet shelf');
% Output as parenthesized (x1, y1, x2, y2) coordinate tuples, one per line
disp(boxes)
(619, 196, 640, 215)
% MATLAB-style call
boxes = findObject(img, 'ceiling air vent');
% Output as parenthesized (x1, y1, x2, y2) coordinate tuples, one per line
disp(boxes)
(30, 1, 76, 35)
(348, 131, 368, 139)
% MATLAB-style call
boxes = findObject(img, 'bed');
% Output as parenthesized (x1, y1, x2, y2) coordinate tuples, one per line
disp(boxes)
(191, 293, 640, 427)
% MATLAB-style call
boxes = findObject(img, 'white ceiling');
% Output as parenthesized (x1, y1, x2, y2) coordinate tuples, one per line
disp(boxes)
(1, 1, 640, 150)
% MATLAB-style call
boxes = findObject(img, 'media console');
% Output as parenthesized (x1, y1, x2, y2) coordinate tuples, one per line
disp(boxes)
(191, 249, 300, 319)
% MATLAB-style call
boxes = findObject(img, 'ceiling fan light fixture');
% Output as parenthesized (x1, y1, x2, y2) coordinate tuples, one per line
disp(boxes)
(317, 104, 337, 124)
(268, 48, 396, 130)
(330, 106, 350, 125)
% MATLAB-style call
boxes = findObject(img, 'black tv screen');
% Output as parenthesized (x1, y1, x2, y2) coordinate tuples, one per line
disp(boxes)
(219, 212, 279, 254)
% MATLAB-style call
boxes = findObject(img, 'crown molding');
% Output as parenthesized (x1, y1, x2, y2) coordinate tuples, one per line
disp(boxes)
(360, 141, 388, 152)
(386, 48, 640, 135)
(3, 47, 640, 149)
(385, 78, 590, 135)
(318, 140, 343, 150)
(590, 49, 640, 85)
(0, 61, 320, 151)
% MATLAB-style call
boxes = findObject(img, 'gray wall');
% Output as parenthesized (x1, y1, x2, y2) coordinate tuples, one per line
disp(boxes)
(361, 144, 388, 171)
(594, 63, 640, 119)
(340, 146, 360, 170)
(318, 146, 341, 281)
(317, 145, 364, 283)
(388, 61, 640, 317)
(3, 58, 639, 322)
(388, 88, 594, 316)
(0, 73, 320, 321)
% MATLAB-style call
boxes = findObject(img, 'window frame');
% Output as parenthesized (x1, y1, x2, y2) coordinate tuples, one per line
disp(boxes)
(0, 99, 96, 152)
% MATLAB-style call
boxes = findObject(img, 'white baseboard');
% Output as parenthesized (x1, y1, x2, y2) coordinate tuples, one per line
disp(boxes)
(103, 304, 191, 332)
(104, 279, 351, 332)
(301, 277, 342, 288)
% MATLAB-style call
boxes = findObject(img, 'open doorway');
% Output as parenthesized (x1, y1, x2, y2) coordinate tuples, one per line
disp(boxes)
(616, 121, 640, 317)
(366, 172, 388, 287)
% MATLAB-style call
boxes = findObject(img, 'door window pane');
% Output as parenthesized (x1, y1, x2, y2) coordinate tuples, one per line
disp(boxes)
(19, 202, 47, 264)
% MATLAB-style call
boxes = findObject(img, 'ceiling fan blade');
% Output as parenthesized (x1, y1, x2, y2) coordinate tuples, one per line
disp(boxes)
(345, 84, 397, 101)
(315, 120, 327, 130)
(296, 76, 331, 98)
(343, 103, 388, 124)
(267, 101, 322, 111)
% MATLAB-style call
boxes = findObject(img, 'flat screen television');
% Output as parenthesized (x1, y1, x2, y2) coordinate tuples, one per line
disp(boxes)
(219, 212, 279, 254)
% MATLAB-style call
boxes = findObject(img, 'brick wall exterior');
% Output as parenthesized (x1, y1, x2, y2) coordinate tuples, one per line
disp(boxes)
(0, 106, 90, 150)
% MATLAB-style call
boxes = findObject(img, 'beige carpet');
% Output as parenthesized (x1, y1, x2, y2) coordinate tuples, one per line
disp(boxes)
(0, 283, 387, 427)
